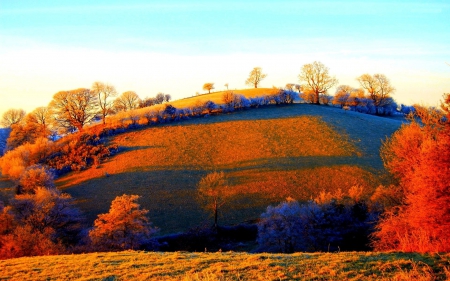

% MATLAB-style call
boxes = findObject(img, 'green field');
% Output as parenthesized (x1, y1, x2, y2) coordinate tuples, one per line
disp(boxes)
(0, 251, 448, 280)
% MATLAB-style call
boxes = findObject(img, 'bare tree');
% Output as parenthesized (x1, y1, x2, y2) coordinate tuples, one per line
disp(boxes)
(155, 93, 165, 104)
(224, 83, 229, 90)
(203, 83, 214, 94)
(164, 94, 171, 103)
(48, 88, 97, 131)
(114, 91, 141, 112)
(298, 61, 338, 105)
(222, 91, 236, 109)
(91, 81, 117, 125)
(357, 73, 395, 114)
(1, 109, 26, 128)
(197, 171, 234, 228)
(285, 84, 294, 91)
(245, 67, 267, 88)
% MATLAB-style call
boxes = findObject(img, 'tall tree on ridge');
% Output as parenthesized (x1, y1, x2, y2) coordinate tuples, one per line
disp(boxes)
(298, 61, 338, 105)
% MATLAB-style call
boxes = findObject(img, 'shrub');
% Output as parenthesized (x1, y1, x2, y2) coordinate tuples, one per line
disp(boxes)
(257, 198, 376, 253)
(89, 194, 158, 251)
(17, 165, 55, 194)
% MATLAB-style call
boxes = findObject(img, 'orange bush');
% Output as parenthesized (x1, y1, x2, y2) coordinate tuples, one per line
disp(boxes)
(374, 103, 450, 252)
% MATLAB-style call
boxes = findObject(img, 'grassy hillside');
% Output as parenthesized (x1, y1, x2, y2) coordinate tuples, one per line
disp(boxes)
(50, 103, 403, 235)
(1, 251, 448, 280)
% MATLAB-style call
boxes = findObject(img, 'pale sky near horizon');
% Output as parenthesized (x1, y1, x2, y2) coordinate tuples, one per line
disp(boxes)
(1, 0, 449, 120)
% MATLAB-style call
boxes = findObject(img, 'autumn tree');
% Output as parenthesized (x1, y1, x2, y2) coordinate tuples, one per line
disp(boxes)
(357, 74, 395, 115)
(1, 108, 26, 128)
(5, 107, 52, 150)
(333, 85, 354, 108)
(0, 187, 84, 258)
(197, 171, 234, 228)
(298, 61, 338, 105)
(245, 67, 267, 88)
(89, 194, 157, 251)
(16, 165, 55, 195)
(49, 88, 97, 131)
(114, 91, 141, 112)
(0, 137, 55, 180)
(91, 81, 117, 125)
(373, 97, 450, 252)
(203, 83, 215, 94)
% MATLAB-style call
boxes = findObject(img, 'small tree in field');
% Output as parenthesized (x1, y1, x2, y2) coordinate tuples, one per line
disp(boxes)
(89, 194, 157, 251)
(203, 83, 215, 94)
(245, 67, 267, 88)
(197, 171, 234, 228)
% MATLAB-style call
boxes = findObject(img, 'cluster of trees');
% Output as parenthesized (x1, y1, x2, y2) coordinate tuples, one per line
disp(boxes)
(0, 165, 157, 259)
(295, 61, 397, 115)
(0, 132, 116, 180)
(0, 82, 171, 152)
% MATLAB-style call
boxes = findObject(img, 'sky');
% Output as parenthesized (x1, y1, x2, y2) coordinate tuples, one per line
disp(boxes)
(1, 0, 449, 120)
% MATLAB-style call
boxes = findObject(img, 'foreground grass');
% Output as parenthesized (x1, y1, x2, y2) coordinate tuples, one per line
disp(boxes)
(1, 251, 449, 280)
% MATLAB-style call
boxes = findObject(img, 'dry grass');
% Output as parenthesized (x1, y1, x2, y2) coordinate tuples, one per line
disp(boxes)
(0, 251, 448, 281)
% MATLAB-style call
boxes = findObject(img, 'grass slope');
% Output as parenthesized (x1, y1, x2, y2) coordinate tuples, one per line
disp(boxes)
(1, 251, 448, 280)
(51, 104, 403, 235)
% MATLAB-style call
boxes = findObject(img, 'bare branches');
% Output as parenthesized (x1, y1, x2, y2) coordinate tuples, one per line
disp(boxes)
(298, 61, 338, 105)
(245, 67, 267, 88)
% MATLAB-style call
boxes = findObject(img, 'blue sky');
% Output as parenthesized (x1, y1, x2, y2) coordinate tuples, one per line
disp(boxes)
(1, 0, 449, 118)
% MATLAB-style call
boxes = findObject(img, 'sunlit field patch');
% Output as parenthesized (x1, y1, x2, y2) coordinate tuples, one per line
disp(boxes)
(59, 116, 356, 186)
(1, 251, 448, 281)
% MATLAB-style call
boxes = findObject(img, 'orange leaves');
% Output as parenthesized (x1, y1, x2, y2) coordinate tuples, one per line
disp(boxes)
(374, 101, 450, 252)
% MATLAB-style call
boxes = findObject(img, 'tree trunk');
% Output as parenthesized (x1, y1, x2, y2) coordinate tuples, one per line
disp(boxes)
(314, 92, 320, 105)
(214, 201, 218, 228)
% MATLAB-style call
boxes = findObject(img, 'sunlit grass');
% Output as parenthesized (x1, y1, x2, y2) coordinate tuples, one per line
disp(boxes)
(1, 251, 448, 280)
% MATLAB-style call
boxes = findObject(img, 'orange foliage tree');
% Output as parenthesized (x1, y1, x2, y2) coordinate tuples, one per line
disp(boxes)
(373, 94, 450, 252)
(89, 194, 158, 251)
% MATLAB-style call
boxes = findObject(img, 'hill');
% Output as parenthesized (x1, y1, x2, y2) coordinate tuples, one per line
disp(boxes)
(0, 251, 448, 280)
(49, 103, 403, 235)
